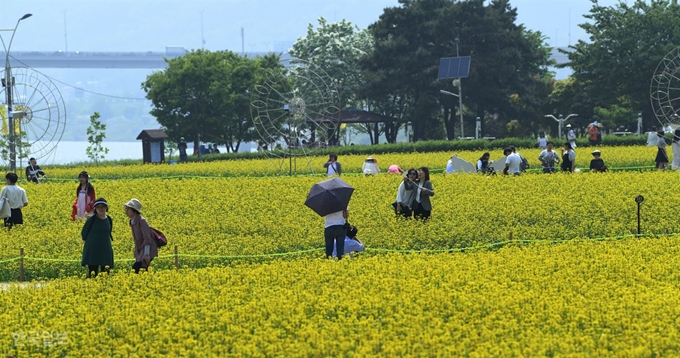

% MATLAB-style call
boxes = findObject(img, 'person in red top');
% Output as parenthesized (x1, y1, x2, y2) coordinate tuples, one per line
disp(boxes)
(71, 171, 96, 221)
(588, 122, 600, 145)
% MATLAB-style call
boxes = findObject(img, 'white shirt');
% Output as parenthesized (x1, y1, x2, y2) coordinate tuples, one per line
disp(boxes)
(505, 153, 522, 174)
(362, 162, 379, 175)
(537, 136, 548, 149)
(324, 210, 346, 228)
(0, 185, 27, 209)
(326, 162, 339, 176)
(647, 131, 659, 146)
(567, 130, 577, 147)
(332, 236, 365, 258)
(445, 160, 454, 174)
(396, 181, 415, 207)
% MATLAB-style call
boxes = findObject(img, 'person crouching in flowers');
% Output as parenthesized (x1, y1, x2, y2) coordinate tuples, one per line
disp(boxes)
(124, 198, 157, 273)
(81, 198, 114, 278)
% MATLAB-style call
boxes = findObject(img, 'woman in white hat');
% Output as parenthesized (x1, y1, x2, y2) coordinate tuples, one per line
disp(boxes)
(124, 198, 158, 273)
(81, 198, 114, 278)
(362, 156, 380, 175)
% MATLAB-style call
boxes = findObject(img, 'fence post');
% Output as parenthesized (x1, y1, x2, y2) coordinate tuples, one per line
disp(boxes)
(509, 231, 513, 241)
(174, 245, 179, 270)
(19, 247, 24, 282)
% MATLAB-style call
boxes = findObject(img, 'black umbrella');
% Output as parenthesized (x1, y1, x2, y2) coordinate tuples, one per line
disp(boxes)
(304, 177, 354, 217)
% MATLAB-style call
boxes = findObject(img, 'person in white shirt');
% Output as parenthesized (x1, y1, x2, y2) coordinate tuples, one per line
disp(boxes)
(672, 129, 680, 170)
(0, 172, 28, 231)
(445, 156, 455, 174)
(503, 147, 522, 175)
(566, 124, 577, 148)
(362, 156, 380, 175)
(560, 142, 576, 172)
(394, 168, 417, 217)
(537, 131, 549, 149)
(324, 207, 348, 259)
(323, 154, 342, 176)
(538, 141, 560, 173)
(647, 126, 659, 146)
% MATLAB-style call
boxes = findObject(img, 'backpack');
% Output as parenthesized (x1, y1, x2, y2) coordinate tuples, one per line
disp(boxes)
(150, 227, 167, 247)
(520, 156, 530, 172)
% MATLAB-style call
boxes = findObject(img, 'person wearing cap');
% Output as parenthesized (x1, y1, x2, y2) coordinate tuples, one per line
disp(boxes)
(178, 137, 188, 163)
(124, 198, 158, 273)
(362, 156, 380, 175)
(566, 124, 577, 148)
(71, 171, 96, 221)
(25, 157, 46, 184)
(81, 198, 114, 278)
(0, 172, 27, 231)
(656, 130, 669, 170)
(589, 150, 607, 172)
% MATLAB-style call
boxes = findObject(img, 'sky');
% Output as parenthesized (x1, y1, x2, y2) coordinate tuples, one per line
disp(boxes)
(3, 0, 622, 54)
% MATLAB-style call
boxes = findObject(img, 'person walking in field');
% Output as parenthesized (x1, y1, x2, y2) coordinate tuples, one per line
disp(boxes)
(655, 130, 669, 170)
(560, 142, 576, 172)
(81, 198, 114, 278)
(124, 198, 158, 273)
(566, 124, 577, 148)
(72, 171, 96, 220)
(538, 141, 560, 173)
(672, 129, 680, 170)
(589, 150, 607, 172)
(0, 172, 28, 231)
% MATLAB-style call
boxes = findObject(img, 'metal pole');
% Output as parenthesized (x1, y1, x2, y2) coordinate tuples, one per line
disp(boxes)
(456, 40, 464, 138)
(2, 14, 32, 173)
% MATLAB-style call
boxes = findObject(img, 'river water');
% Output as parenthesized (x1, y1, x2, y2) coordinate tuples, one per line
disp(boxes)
(22, 141, 253, 166)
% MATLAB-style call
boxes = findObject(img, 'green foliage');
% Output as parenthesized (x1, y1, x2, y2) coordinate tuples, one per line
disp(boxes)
(142, 50, 284, 153)
(85, 112, 109, 165)
(362, 0, 554, 141)
(564, 0, 680, 126)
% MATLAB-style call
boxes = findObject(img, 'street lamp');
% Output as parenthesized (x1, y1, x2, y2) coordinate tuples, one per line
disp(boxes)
(544, 113, 578, 139)
(440, 85, 464, 138)
(1, 13, 32, 172)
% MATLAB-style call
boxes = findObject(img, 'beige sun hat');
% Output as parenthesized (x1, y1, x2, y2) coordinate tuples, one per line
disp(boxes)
(124, 198, 142, 213)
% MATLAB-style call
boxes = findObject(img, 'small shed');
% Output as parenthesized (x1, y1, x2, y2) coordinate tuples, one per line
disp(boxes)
(136, 129, 169, 163)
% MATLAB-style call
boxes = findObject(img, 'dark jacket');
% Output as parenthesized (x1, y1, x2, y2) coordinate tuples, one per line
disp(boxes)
(81, 215, 114, 267)
(415, 180, 435, 211)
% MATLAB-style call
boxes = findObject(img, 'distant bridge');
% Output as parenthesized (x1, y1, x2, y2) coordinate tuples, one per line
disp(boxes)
(5, 48, 569, 69)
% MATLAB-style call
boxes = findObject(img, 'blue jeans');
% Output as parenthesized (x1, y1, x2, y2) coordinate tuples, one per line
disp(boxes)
(325, 225, 345, 259)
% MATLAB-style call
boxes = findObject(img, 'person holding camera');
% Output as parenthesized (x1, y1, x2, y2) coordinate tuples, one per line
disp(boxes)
(25, 157, 46, 183)
(323, 153, 342, 176)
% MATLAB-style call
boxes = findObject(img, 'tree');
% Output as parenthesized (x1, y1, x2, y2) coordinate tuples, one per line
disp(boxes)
(563, 0, 680, 129)
(142, 50, 283, 153)
(86, 112, 109, 165)
(290, 18, 377, 144)
(361, 0, 554, 141)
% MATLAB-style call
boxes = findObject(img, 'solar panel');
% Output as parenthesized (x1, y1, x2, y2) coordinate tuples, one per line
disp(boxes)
(437, 56, 471, 79)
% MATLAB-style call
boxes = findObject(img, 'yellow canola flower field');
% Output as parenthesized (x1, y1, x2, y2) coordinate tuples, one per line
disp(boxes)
(3, 238, 680, 356)
(2, 169, 680, 280)
(45, 144, 660, 179)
